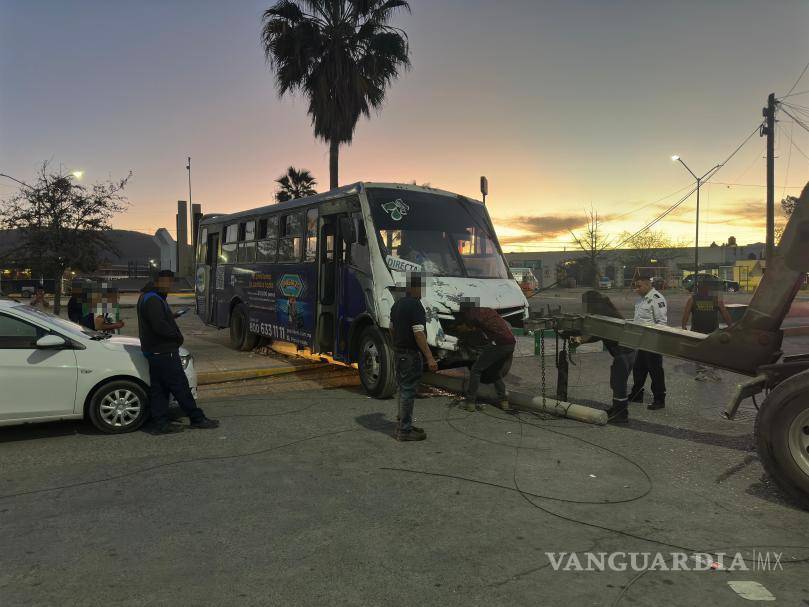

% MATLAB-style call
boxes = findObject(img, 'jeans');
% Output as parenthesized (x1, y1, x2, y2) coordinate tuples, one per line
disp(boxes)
(466, 344, 514, 403)
(604, 341, 636, 401)
(147, 350, 205, 427)
(632, 350, 666, 402)
(395, 349, 423, 432)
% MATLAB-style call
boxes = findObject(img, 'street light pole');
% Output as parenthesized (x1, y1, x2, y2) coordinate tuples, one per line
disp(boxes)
(670, 156, 720, 278)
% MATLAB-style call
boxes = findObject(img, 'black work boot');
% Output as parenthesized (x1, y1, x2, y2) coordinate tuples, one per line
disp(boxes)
(395, 428, 427, 441)
(647, 400, 665, 411)
(606, 399, 629, 424)
(629, 388, 644, 403)
(190, 417, 220, 429)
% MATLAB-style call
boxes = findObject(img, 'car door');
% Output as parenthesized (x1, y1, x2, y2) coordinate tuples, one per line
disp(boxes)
(0, 312, 79, 421)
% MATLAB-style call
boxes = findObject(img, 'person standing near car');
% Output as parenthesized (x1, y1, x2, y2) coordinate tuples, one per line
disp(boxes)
(682, 278, 734, 381)
(137, 270, 218, 434)
(389, 273, 438, 442)
(629, 276, 667, 410)
(29, 287, 50, 311)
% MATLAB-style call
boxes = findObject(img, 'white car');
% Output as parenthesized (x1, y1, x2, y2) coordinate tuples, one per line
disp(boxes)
(0, 299, 197, 434)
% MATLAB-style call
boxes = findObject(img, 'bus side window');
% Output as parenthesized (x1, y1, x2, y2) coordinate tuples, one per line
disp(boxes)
(257, 216, 278, 262)
(238, 220, 256, 263)
(222, 224, 239, 264)
(198, 227, 208, 263)
(349, 214, 371, 274)
(279, 212, 303, 262)
(305, 209, 318, 262)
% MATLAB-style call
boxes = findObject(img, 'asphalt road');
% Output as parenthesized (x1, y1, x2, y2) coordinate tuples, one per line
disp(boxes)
(2, 364, 809, 606)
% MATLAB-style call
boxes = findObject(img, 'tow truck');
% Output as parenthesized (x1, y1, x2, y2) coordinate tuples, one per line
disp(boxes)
(528, 183, 809, 508)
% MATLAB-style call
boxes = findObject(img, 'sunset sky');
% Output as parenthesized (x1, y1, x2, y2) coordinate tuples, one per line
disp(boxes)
(1, 0, 808, 252)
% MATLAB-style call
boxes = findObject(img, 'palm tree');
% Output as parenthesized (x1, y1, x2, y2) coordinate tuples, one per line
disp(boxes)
(261, 0, 411, 189)
(275, 166, 318, 202)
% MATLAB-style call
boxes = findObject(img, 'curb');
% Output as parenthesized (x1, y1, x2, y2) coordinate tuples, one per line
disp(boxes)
(197, 363, 329, 386)
(784, 326, 809, 337)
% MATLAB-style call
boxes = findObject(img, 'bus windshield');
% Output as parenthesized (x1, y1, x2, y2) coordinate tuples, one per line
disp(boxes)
(368, 188, 509, 279)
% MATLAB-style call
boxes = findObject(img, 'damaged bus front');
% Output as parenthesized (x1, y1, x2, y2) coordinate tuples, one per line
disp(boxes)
(357, 184, 528, 396)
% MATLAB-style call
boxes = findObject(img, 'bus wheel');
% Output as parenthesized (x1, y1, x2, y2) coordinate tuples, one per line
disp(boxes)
(229, 303, 259, 351)
(755, 369, 809, 510)
(358, 326, 397, 399)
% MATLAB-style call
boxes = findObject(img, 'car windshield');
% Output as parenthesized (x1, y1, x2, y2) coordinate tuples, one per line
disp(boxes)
(368, 188, 509, 279)
(12, 304, 101, 339)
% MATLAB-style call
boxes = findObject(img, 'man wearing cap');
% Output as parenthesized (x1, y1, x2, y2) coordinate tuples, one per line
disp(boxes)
(629, 276, 668, 410)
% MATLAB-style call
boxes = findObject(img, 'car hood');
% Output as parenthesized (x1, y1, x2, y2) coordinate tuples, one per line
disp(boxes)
(100, 335, 190, 356)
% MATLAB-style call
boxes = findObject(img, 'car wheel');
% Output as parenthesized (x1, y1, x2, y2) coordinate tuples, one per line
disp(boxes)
(358, 326, 397, 399)
(88, 380, 148, 434)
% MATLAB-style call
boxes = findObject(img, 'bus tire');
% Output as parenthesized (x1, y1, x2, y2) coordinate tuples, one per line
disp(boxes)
(358, 326, 397, 399)
(229, 303, 259, 351)
(755, 369, 809, 510)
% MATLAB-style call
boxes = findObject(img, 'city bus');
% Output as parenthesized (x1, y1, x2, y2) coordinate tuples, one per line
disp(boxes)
(195, 182, 528, 398)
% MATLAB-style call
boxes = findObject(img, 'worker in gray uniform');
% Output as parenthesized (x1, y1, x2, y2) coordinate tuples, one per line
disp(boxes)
(629, 276, 668, 410)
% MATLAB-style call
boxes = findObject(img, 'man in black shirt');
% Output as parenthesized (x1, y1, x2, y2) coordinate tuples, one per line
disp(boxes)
(389, 273, 438, 441)
(137, 270, 218, 434)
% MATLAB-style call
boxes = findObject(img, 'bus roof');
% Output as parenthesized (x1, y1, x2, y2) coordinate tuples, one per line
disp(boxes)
(199, 182, 484, 226)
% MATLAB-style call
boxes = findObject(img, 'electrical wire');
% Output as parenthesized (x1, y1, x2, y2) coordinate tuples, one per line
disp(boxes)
(610, 122, 763, 250)
(783, 59, 809, 98)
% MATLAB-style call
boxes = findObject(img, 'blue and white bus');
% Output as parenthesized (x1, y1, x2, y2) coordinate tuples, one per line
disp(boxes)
(195, 182, 528, 397)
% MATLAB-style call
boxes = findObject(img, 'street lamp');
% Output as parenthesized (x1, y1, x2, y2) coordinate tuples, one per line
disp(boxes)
(670, 155, 721, 278)
(71, 171, 83, 180)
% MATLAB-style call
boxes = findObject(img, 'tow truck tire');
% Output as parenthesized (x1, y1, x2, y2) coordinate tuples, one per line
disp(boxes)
(755, 369, 809, 510)
(230, 303, 259, 351)
(88, 380, 148, 434)
(358, 326, 397, 399)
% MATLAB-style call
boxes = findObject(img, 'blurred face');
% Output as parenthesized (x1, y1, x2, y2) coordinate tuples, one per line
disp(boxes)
(156, 276, 173, 294)
(635, 279, 652, 296)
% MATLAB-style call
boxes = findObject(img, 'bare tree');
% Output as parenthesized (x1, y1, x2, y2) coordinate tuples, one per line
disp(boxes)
(0, 163, 130, 313)
(570, 207, 612, 288)
(775, 195, 798, 244)
(619, 229, 687, 268)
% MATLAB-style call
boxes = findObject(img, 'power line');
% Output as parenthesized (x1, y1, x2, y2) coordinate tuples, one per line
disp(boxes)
(782, 89, 809, 100)
(783, 59, 809, 98)
(779, 123, 809, 163)
(781, 106, 809, 133)
(611, 122, 763, 250)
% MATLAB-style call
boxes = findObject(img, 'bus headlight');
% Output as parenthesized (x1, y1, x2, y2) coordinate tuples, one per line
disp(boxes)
(180, 354, 193, 370)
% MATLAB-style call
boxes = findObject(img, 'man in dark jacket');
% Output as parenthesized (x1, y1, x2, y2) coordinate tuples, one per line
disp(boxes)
(454, 300, 516, 412)
(137, 270, 218, 434)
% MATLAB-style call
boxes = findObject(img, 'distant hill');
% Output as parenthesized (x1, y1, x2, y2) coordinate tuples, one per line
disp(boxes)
(0, 229, 160, 264)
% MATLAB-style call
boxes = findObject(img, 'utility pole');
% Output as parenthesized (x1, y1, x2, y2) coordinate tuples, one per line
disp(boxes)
(186, 156, 192, 208)
(763, 93, 776, 262)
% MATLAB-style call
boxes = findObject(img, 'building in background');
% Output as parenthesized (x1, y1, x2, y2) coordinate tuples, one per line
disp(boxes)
(505, 239, 766, 291)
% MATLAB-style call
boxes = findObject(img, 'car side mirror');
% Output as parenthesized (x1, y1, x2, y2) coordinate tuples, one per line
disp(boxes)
(339, 216, 357, 244)
(36, 334, 66, 348)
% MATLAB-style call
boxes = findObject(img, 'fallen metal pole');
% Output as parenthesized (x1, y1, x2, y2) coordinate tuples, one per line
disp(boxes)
(422, 372, 608, 426)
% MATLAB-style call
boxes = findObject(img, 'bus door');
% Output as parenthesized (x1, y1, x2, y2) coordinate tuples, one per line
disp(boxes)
(315, 197, 360, 357)
(205, 231, 220, 325)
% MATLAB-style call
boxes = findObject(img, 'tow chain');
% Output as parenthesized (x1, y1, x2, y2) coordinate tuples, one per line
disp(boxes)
(540, 330, 546, 409)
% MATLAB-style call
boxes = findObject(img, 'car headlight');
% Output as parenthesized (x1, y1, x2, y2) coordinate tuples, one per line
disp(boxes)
(180, 354, 192, 370)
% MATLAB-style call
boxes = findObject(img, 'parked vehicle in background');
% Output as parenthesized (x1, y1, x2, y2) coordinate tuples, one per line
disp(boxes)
(0, 300, 197, 433)
(598, 276, 613, 289)
(683, 273, 740, 293)
(511, 267, 539, 294)
(195, 182, 529, 398)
